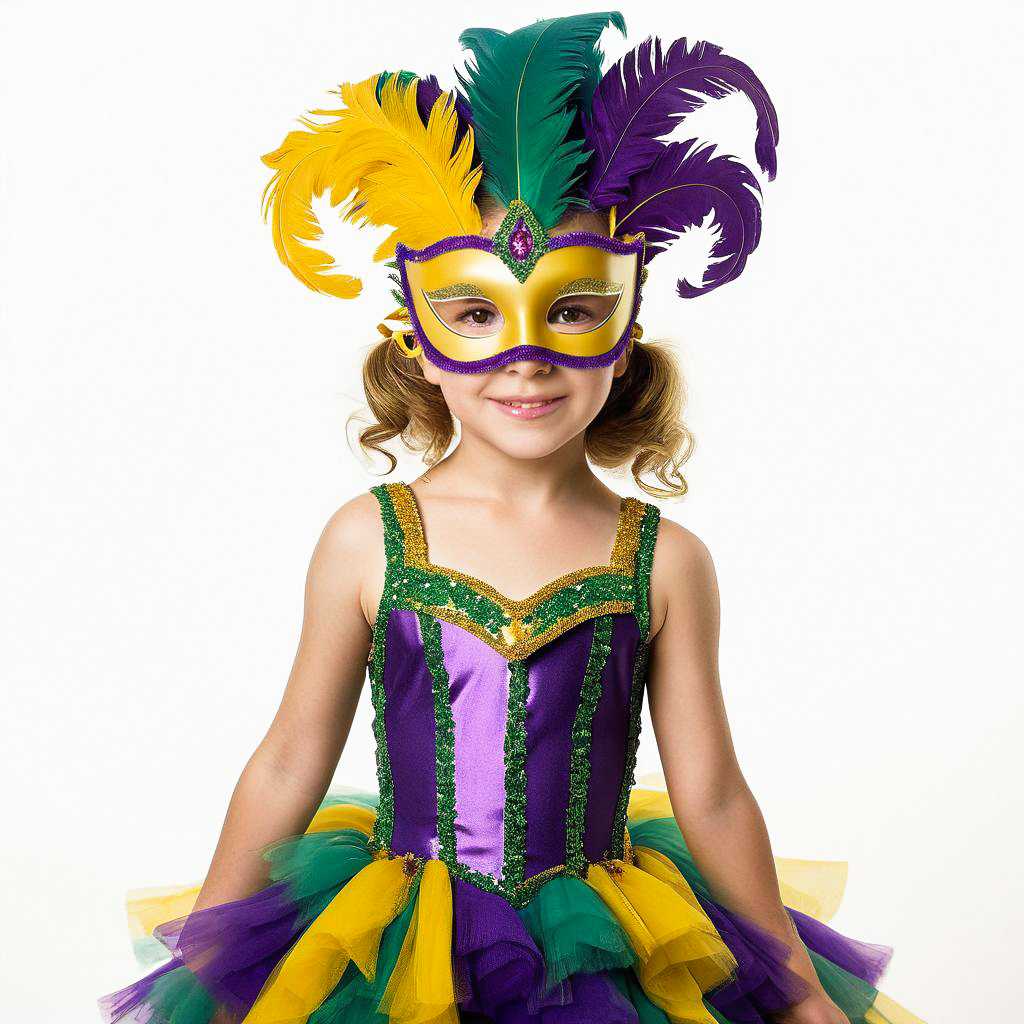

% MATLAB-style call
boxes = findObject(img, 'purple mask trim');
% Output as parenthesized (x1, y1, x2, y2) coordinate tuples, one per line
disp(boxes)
(394, 232, 645, 375)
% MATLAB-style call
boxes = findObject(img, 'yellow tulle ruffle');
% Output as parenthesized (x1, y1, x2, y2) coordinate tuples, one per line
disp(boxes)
(250, 856, 406, 1021)
(630, 774, 851, 923)
(122, 781, 901, 1024)
(233, 798, 735, 1024)
(584, 852, 737, 1024)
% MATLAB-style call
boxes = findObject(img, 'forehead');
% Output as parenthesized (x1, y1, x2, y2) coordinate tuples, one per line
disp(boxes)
(400, 243, 639, 299)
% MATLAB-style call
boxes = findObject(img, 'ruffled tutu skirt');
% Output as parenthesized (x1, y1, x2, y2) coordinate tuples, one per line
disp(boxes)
(98, 777, 924, 1024)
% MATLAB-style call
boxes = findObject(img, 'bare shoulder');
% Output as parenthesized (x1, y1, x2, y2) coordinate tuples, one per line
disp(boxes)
(309, 490, 387, 631)
(317, 490, 385, 557)
(646, 513, 719, 642)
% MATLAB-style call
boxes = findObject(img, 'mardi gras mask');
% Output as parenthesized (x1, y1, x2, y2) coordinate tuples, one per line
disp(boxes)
(393, 202, 646, 373)
(261, 19, 778, 374)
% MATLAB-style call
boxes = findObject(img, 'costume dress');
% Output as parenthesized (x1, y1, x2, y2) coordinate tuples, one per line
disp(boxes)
(99, 482, 923, 1024)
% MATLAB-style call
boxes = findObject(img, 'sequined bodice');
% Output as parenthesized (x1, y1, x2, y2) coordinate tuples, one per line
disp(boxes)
(366, 481, 660, 908)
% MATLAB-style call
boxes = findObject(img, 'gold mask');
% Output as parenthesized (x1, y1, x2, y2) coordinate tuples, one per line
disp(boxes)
(394, 229, 646, 374)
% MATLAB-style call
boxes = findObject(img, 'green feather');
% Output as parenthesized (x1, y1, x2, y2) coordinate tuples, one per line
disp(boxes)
(455, 12, 627, 228)
(579, 35, 614, 117)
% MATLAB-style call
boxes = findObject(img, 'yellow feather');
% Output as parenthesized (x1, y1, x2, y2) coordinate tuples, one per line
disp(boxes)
(260, 73, 482, 299)
(260, 123, 364, 299)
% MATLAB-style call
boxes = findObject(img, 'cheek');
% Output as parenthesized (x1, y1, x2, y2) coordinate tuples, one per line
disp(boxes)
(435, 374, 490, 415)
(564, 368, 616, 412)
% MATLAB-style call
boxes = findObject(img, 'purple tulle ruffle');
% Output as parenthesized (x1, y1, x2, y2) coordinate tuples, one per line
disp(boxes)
(99, 881, 302, 1022)
(451, 878, 636, 1022)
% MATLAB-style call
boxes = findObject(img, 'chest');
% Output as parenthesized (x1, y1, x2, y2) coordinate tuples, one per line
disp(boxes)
(370, 481, 657, 662)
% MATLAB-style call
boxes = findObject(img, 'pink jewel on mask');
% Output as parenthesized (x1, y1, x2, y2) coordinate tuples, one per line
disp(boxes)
(507, 218, 534, 261)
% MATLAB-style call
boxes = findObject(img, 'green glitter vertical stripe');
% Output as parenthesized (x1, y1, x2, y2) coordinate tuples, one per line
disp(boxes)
(609, 502, 662, 858)
(366, 484, 406, 852)
(564, 614, 615, 873)
(417, 611, 458, 864)
(501, 659, 530, 886)
(633, 502, 660, 640)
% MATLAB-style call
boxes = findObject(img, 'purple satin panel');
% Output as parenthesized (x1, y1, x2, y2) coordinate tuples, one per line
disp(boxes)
(522, 618, 597, 877)
(441, 619, 511, 878)
(383, 609, 440, 858)
(583, 614, 641, 860)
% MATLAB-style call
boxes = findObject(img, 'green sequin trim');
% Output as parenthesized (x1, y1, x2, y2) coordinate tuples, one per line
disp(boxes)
(385, 481, 645, 660)
(565, 614, 615, 873)
(389, 562, 635, 661)
(522, 575, 633, 639)
(417, 611, 457, 863)
(609, 502, 661, 858)
(441, 854, 569, 909)
(366, 483, 405, 853)
(501, 659, 530, 889)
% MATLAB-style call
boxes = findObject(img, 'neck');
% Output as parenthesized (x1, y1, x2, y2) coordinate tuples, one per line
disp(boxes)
(419, 429, 603, 510)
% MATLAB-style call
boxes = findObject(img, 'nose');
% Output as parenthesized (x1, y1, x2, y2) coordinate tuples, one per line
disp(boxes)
(502, 357, 552, 376)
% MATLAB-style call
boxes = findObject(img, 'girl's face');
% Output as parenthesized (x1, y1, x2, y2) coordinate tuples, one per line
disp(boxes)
(417, 208, 632, 461)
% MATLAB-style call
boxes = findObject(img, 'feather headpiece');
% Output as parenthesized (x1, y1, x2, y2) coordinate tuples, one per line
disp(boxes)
(261, 11, 778, 303)
(260, 72, 482, 298)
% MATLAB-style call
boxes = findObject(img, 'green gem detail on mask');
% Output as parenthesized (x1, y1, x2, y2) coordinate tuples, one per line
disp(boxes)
(492, 199, 549, 283)
(502, 658, 530, 888)
(609, 502, 661, 858)
(417, 611, 458, 865)
(565, 614, 615, 873)
(367, 483, 406, 853)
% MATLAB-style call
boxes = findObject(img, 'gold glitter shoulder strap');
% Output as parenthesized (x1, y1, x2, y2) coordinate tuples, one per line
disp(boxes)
(383, 481, 428, 566)
(609, 496, 649, 577)
(369, 481, 413, 573)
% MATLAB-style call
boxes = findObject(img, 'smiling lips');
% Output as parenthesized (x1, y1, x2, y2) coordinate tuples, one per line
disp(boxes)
(488, 395, 567, 419)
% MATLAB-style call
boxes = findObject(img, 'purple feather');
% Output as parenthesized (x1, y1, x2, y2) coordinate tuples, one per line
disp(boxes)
(582, 36, 779, 206)
(616, 138, 762, 298)
(415, 73, 475, 149)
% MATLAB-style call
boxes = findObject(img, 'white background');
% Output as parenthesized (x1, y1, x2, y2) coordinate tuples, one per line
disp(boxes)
(2, 1, 1020, 1020)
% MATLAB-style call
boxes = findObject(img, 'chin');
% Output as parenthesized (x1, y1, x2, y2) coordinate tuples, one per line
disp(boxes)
(475, 424, 584, 461)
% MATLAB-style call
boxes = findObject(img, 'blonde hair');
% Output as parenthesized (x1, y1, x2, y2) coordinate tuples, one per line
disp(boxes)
(351, 204, 697, 500)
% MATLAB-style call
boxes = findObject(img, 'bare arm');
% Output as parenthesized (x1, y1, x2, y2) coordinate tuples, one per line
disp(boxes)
(188, 493, 383, 913)
(645, 520, 844, 1020)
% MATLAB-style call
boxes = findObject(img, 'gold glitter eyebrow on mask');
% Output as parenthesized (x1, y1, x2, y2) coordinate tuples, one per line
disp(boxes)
(552, 278, 623, 299)
(423, 282, 489, 300)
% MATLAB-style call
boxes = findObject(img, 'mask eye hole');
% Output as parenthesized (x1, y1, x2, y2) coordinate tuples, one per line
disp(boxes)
(546, 290, 623, 334)
(423, 295, 505, 338)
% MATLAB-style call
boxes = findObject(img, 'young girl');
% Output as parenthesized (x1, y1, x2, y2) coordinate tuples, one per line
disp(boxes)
(99, 13, 924, 1024)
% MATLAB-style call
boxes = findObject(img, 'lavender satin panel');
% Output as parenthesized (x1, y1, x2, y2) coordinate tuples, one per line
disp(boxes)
(440, 619, 511, 878)
(382, 609, 440, 859)
(583, 613, 642, 860)
(522, 618, 597, 877)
